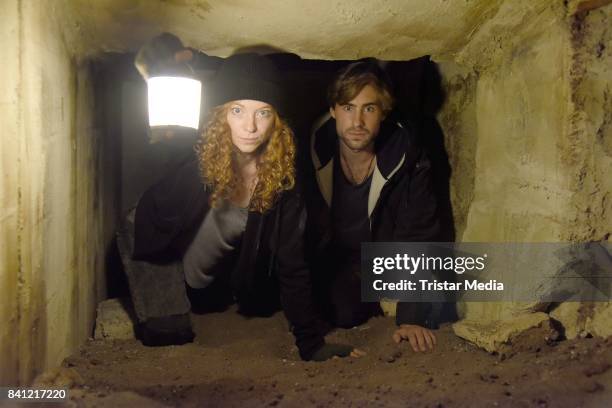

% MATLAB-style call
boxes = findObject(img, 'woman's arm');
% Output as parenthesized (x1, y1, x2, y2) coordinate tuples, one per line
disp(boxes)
(133, 158, 208, 262)
(273, 188, 325, 360)
(275, 188, 363, 361)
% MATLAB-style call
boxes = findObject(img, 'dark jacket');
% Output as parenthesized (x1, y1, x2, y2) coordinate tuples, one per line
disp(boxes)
(133, 157, 324, 360)
(306, 114, 440, 326)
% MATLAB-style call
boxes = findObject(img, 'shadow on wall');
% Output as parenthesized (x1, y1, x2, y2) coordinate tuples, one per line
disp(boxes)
(98, 49, 455, 297)
(387, 58, 455, 242)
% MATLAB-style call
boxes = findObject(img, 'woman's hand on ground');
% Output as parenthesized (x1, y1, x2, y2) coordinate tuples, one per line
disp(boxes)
(311, 343, 366, 361)
(392, 324, 437, 352)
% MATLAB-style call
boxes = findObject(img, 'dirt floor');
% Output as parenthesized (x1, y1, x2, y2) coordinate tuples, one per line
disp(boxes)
(28, 307, 612, 407)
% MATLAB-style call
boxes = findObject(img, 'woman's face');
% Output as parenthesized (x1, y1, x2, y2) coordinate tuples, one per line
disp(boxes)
(226, 100, 275, 155)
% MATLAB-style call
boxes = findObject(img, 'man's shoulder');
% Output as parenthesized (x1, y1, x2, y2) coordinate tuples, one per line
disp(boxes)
(311, 112, 333, 137)
(375, 120, 419, 170)
(310, 112, 336, 168)
(381, 118, 417, 142)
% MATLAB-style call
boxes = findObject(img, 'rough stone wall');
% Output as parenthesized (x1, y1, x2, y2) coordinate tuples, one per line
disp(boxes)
(458, 1, 571, 246)
(565, 4, 612, 243)
(1, 0, 22, 386)
(437, 0, 612, 343)
(436, 63, 478, 240)
(443, 0, 612, 245)
(434, 1, 567, 323)
(0, 1, 107, 385)
(58, 0, 506, 60)
(551, 3, 612, 339)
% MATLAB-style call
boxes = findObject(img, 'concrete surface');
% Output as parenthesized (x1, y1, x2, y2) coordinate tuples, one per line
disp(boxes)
(452, 312, 551, 353)
(1, 0, 108, 385)
(94, 299, 137, 341)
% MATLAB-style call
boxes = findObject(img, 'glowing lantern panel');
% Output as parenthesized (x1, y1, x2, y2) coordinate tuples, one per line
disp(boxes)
(147, 76, 202, 129)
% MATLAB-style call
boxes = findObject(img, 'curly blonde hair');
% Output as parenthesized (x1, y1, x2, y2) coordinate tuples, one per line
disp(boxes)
(195, 103, 296, 213)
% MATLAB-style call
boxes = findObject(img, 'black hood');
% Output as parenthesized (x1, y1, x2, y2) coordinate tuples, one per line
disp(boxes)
(312, 117, 422, 179)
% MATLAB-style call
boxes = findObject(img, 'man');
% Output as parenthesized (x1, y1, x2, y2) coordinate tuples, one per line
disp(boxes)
(306, 61, 440, 352)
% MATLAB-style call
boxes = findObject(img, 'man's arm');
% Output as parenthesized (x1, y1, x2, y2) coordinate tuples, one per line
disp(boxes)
(392, 323, 437, 352)
(393, 149, 441, 351)
(394, 150, 440, 242)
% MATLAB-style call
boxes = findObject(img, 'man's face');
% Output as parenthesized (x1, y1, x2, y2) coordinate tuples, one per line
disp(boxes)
(330, 84, 385, 152)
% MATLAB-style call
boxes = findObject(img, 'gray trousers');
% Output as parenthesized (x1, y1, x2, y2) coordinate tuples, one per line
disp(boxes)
(116, 210, 191, 323)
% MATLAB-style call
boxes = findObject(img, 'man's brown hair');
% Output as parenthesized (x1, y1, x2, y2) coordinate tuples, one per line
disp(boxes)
(327, 60, 394, 115)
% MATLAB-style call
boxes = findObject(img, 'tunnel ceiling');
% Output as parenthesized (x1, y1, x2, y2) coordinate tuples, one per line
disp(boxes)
(59, 0, 517, 61)
(59, 0, 600, 61)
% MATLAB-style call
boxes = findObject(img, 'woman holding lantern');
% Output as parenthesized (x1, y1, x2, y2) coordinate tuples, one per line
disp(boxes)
(119, 34, 362, 362)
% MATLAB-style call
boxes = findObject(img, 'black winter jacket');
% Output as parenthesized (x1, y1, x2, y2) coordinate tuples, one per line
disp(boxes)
(133, 157, 324, 360)
(306, 115, 440, 326)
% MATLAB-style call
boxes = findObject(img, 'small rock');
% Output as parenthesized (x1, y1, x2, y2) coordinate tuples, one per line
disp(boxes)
(94, 298, 137, 340)
(583, 361, 611, 377)
(33, 367, 84, 388)
(477, 373, 499, 383)
(584, 380, 604, 393)
(62, 357, 79, 367)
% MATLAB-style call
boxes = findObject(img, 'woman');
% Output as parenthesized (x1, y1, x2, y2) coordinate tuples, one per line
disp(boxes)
(127, 48, 359, 361)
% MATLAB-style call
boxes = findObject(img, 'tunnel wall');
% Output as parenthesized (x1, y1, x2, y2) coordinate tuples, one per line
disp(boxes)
(439, 1, 573, 246)
(0, 1, 108, 385)
(436, 0, 611, 342)
(453, 2, 572, 322)
(566, 3, 612, 244)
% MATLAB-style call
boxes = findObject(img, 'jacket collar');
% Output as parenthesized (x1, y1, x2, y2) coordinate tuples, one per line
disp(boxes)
(310, 113, 419, 215)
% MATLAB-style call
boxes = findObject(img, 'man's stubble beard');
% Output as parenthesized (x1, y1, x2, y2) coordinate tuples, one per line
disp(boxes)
(339, 130, 377, 153)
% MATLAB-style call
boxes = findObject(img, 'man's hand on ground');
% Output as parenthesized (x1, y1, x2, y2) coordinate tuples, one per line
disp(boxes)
(392, 324, 437, 352)
(311, 343, 366, 361)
